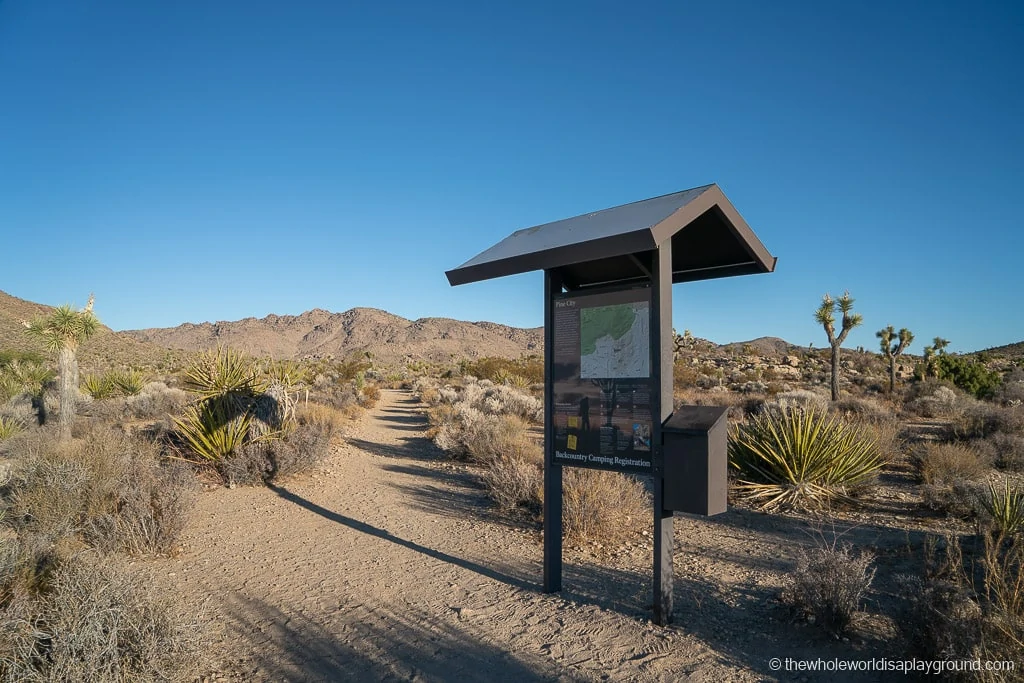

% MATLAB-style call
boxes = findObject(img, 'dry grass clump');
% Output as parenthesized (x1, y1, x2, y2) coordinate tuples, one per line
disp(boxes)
(4, 425, 196, 554)
(481, 451, 543, 512)
(762, 389, 830, 416)
(985, 432, 1024, 471)
(782, 541, 875, 637)
(914, 442, 992, 516)
(954, 402, 1024, 440)
(897, 533, 1023, 680)
(0, 551, 206, 683)
(906, 385, 960, 418)
(125, 381, 189, 420)
(563, 469, 649, 547)
(833, 395, 894, 424)
(359, 384, 382, 408)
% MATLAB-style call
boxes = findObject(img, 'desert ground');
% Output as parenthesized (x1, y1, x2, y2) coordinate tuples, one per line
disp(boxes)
(144, 389, 937, 682)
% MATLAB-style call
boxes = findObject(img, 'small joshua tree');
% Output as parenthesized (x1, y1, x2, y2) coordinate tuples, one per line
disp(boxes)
(24, 294, 99, 440)
(814, 292, 862, 401)
(877, 326, 914, 394)
(921, 337, 949, 379)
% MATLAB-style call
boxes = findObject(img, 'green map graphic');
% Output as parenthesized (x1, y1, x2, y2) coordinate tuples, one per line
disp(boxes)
(580, 304, 637, 355)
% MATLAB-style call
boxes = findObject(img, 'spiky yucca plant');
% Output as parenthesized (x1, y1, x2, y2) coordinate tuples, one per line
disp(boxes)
(729, 408, 884, 512)
(23, 296, 99, 439)
(983, 481, 1024, 536)
(183, 347, 260, 403)
(0, 415, 22, 441)
(110, 367, 147, 396)
(81, 373, 116, 399)
(173, 402, 253, 463)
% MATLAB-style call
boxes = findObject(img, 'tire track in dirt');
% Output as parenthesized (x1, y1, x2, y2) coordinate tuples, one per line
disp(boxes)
(149, 390, 751, 682)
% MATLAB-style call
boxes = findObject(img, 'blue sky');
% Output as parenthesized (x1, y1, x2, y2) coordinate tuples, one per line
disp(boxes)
(1, 1, 1021, 354)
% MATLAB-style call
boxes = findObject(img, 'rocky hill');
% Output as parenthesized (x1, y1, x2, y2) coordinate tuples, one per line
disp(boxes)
(0, 290, 182, 371)
(125, 308, 543, 364)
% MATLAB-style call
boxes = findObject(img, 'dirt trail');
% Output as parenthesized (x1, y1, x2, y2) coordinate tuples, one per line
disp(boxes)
(150, 390, 893, 682)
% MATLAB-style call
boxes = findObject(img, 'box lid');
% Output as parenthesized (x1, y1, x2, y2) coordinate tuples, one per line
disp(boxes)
(662, 405, 730, 434)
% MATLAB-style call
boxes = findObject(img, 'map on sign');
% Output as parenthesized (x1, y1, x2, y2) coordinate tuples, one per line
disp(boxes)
(580, 302, 650, 378)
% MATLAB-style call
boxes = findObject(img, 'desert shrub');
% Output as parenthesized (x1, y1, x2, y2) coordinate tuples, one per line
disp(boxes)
(0, 392, 40, 429)
(482, 453, 543, 512)
(954, 402, 1024, 440)
(729, 409, 885, 512)
(563, 469, 649, 546)
(897, 533, 1022, 680)
(833, 395, 893, 424)
(460, 356, 543, 386)
(266, 411, 338, 480)
(782, 541, 875, 637)
(907, 385, 960, 418)
(125, 381, 189, 420)
(996, 367, 1024, 406)
(0, 554, 206, 682)
(359, 383, 381, 408)
(0, 417, 20, 442)
(5, 426, 196, 554)
(935, 355, 1002, 399)
(761, 389, 829, 416)
(914, 442, 992, 516)
(986, 432, 1024, 471)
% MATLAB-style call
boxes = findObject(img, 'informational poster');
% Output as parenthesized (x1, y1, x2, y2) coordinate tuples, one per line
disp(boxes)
(551, 286, 654, 473)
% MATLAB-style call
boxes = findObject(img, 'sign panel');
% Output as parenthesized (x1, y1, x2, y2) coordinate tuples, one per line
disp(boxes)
(551, 286, 654, 473)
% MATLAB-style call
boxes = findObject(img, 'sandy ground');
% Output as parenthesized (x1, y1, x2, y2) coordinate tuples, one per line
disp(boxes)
(146, 390, 925, 682)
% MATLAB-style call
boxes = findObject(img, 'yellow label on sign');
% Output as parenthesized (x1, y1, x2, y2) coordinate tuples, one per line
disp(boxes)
(567, 416, 579, 428)
(567, 434, 577, 450)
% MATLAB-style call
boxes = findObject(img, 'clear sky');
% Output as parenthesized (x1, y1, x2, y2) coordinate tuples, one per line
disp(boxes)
(1, 1, 1021, 354)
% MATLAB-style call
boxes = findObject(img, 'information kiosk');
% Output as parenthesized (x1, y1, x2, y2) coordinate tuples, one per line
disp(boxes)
(446, 184, 776, 625)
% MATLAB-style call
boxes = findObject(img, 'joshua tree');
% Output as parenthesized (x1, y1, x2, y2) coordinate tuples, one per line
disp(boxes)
(23, 294, 99, 439)
(877, 326, 914, 394)
(921, 337, 949, 379)
(814, 291, 862, 401)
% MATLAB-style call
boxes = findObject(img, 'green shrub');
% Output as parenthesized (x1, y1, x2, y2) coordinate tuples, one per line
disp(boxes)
(460, 356, 544, 385)
(729, 408, 885, 512)
(935, 355, 1002, 399)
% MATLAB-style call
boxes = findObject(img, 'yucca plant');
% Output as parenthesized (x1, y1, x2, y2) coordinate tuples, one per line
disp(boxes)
(173, 401, 253, 463)
(0, 372, 23, 402)
(6, 359, 55, 391)
(110, 367, 147, 396)
(183, 347, 260, 403)
(729, 408, 885, 512)
(81, 372, 116, 399)
(261, 359, 308, 391)
(983, 481, 1024, 536)
(0, 415, 22, 441)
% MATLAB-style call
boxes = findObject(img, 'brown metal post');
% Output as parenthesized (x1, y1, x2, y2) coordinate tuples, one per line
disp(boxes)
(651, 243, 674, 625)
(543, 268, 563, 593)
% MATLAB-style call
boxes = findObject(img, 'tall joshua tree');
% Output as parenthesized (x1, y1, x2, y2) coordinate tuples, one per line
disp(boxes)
(24, 294, 99, 439)
(814, 291, 862, 401)
(877, 326, 914, 394)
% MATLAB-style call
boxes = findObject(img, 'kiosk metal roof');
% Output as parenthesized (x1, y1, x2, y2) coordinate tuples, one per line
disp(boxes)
(445, 184, 776, 289)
